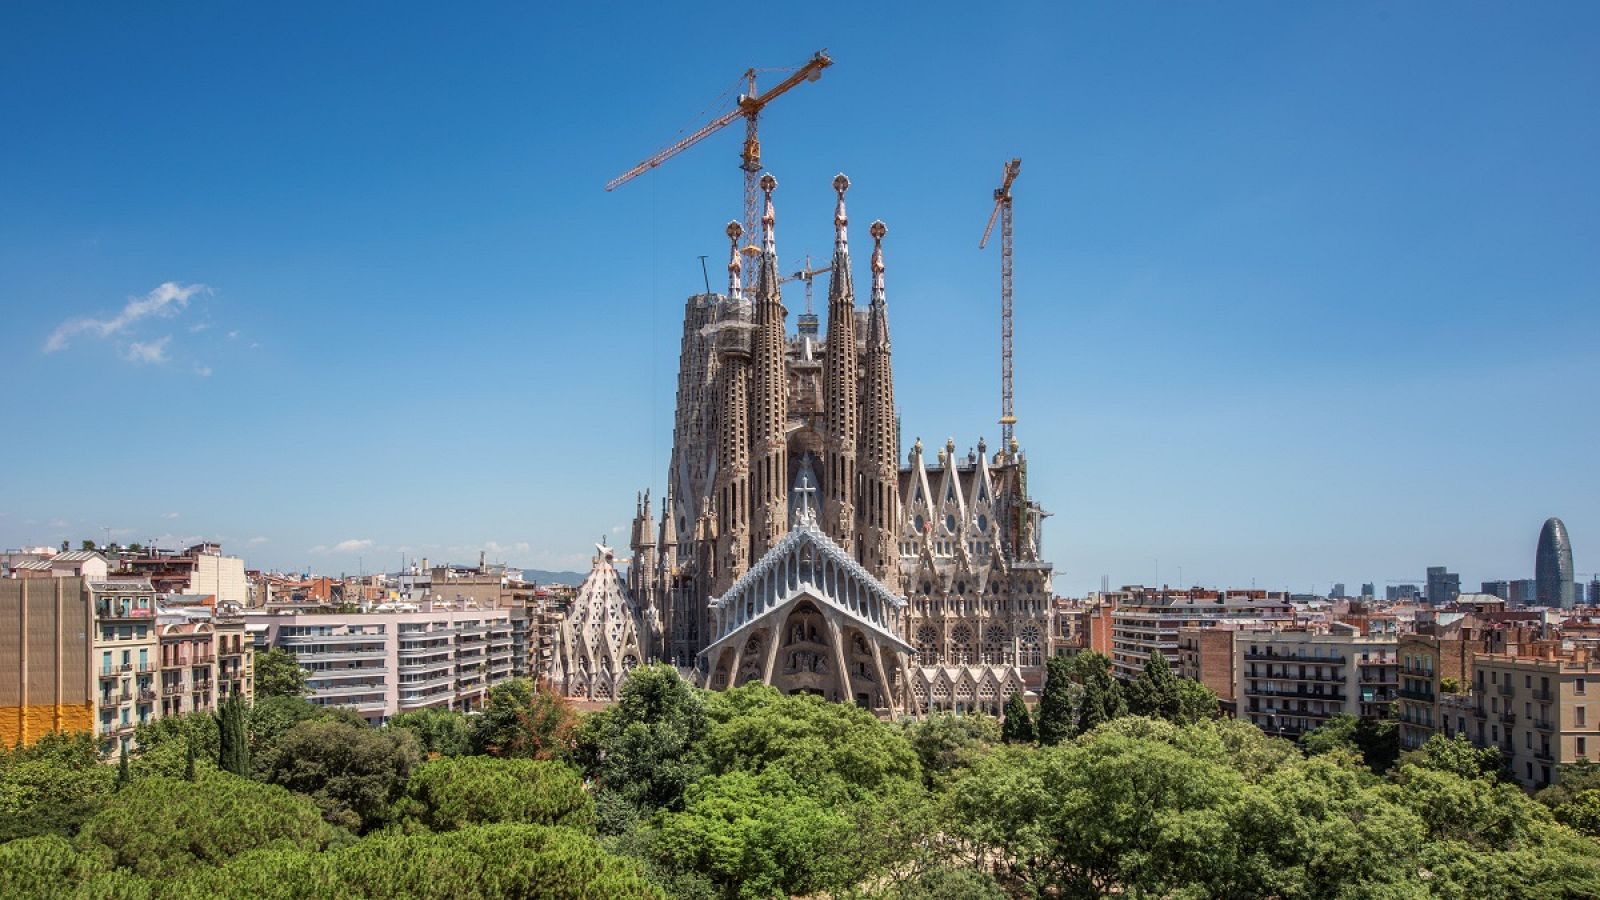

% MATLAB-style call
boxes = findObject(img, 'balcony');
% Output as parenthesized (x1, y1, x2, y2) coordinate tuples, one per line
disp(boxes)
(1500, 711, 1516, 726)
(1400, 664, 1434, 677)
(1531, 689, 1555, 703)
(1248, 686, 1347, 702)
(1244, 650, 1346, 664)
(1534, 719, 1555, 732)
(1498, 683, 1515, 697)
(137, 689, 156, 704)
(279, 633, 387, 647)
(1535, 747, 1555, 762)
(399, 659, 454, 674)
(311, 683, 388, 698)
(295, 648, 387, 663)
(1399, 687, 1435, 702)
(161, 681, 184, 696)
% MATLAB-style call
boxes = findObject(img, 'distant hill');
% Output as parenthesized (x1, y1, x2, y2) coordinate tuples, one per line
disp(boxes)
(522, 569, 587, 587)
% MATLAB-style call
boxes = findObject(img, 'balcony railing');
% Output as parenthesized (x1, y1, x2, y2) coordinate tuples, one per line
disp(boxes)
(137, 689, 156, 704)
(1500, 711, 1516, 725)
(1535, 748, 1555, 762)
(1498, 683, 1515, 697)
(1399, 687, 1435, 702)
(1244, 650, 1347, 664)
(1248, 687, 1346, 702)
(1534, 719, 1555, 732)
(1531, 688, 1555, 703)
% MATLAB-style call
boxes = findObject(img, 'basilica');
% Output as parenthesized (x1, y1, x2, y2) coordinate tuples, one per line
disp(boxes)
(557, 173, 1059, 716)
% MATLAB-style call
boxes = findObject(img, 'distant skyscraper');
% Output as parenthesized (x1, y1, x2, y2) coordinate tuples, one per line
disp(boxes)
(1589, 576, 1600, 606)
(1387, 584, 1421, 602)
(1330, 583, 1346, 600)
(1510, 579, 1538, 606)
(1426, 566, 1460, 606)
(1360, 582, 1375, 599)
(1481, 580, 1510, 601)
(1536, 517, 1575, 609)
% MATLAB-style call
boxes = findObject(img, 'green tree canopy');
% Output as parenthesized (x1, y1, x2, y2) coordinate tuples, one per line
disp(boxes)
(388, 707, 472, 758)
(0, 732, 113, 841)
(1035, 656, 1077, 746)
(254, 648, 310, 699)
(471, 678, 578, 760)
(701, 683, 921, 803)
(903, 713, 1001, 788)
(404, 756, 593, 832)
(73, 772, 340, 879)
(1000, 693, 1035, 744)
(573, 664, 709, 822)
(261, 718, 420, 833)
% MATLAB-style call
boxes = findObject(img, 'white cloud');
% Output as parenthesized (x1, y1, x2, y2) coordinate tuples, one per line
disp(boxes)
(123, 336, 171, 364)
(483, 540, 532, 557)
(227, 330, 239, 339)
(193, 364, 213, 377)
(188, 322, 211, 333)
(45, 282, 209, 352)
(610, 525, 625, 534)
(312, 538, 375, 555)
(163, 512, 180, 520)
(247, 536, 269, 546)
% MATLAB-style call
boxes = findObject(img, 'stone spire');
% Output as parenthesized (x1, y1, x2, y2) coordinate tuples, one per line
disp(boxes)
(822, 173, 859, 550)
(726, 220, 744, 303)
(714, 220, 753, 594)
(750, 173, 789, 559)
(860, 220, 900, 587)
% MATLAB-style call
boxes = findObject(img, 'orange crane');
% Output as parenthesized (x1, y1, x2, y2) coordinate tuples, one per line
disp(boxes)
(980, 158, 1022, 445)
(606, 50, 834, 256)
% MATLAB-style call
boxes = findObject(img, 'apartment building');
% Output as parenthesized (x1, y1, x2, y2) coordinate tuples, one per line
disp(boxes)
(91, 579, 160, 754)
(1109, 587, 1294, 680)
(1237, 627, 1398, 739)
(124, 543, 247, 607)
(1176, 625, 1244, 715)
(246, 608, 516, 724)
(1472, 644, 1600, 789)
(0, 577, 94, 746)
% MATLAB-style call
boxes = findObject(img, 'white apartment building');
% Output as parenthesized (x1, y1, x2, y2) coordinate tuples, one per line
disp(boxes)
(245, 608, 516, 724)
(1237, 627, 1398, 738)
(1108, 588, 1294, 680)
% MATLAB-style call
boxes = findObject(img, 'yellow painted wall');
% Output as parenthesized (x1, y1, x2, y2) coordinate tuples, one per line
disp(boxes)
(0, 703, 94, 747)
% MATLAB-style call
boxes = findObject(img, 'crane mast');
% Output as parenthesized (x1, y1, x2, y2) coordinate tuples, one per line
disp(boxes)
(606, 51, 833, 255)
(981, 158, 1022, 446)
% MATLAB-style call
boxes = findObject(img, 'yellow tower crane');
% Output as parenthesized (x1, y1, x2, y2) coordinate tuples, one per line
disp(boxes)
(980, 157, 1022, 445)
(606, 51, 834, 258)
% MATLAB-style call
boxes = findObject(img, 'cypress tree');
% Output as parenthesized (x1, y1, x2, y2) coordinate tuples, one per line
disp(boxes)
(115, 743, 130, 790)
(217, 694, 250, 776)
(1127, 649, 1183, 721)
(1073, 652, 1127, 736)
(1001, 691, 1035, 744)
(1036, 656, 1076, 745)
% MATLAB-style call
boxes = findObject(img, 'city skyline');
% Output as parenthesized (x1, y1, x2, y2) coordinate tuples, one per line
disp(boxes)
(2, 3, 1597, 593)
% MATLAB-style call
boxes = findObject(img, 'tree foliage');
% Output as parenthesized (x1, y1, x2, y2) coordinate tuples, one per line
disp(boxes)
(472, 678, 578, 760)
(261, 718, 420, 833)
(388, 707, 473, 758)
(1035, 656, 1077, 746)
(904, 713, 1001, 788)
(0, 732, 112, 841)
(217, 693, 251, 777)
(254, 648, 310, 699)
(1000, 693, 1034, 744)
(1303, 713, 1399, 775)
(405, 756, 594, 832)
(73, 772, 339, 879)
(573, 664, 708, 822)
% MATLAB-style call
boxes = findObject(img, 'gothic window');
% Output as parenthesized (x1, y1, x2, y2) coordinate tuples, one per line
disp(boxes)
(1020, 625, 1042, 667)
(916, 625, 938, 665)
(983, 625, 1009, 665)
(622, 654, 639, 672)
(977, 514, 988, 532)
(915, 514, 926, 533)
(945, 514, 957, 533)
(951, 625, 973, 665)
(931, 681, 951, 708)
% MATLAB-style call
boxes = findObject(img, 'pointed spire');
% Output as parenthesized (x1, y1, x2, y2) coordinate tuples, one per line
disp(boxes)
(870, 220, 887, 306)
(832, 173, 849, 254)
(725, 221, 743, 302)
(760, 173, 777, 257)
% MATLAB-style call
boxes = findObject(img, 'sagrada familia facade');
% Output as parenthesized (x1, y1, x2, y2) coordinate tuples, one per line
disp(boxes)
(552, 173, 1056, 716)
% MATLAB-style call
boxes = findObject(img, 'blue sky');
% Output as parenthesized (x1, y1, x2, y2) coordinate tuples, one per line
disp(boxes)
(1, 3, 1596, 592)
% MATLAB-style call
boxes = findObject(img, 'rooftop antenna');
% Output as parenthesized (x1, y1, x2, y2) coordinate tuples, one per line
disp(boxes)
(697, 255, 711, 294)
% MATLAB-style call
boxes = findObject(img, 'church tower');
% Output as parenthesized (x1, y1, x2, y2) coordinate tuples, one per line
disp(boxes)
(822, 174, 859, 551)
(749, 174, 790, 559)
(860, 220, 900, 588)
(713, 221, 752, 595)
